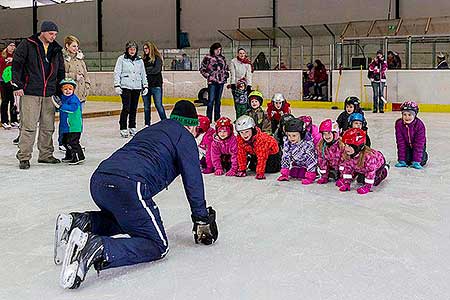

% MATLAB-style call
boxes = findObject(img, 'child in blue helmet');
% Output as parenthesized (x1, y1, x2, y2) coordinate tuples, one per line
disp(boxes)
(348, 112, 371, 147)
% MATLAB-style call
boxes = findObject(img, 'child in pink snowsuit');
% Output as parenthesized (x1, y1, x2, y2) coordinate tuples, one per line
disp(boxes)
(299, 115, 321, 146)
(210, 117, 238, 176)
(338, 128, 389, 194)
(316, 119, 345, 184)
(197, 115, 215, 173)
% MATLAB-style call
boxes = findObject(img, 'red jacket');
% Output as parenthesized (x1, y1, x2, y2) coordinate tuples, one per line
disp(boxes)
(266, 101, 291, 122)
(313, 66, 328, 83)
(237, 128, 279, 176)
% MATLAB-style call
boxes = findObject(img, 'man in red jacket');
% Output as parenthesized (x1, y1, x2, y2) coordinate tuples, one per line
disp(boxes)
(235, 115, 280, 180)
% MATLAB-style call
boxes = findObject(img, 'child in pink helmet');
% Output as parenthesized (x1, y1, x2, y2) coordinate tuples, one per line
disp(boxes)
(210, 117, 238, 176)
(299, 115, 321, 146)
(197, 114, 216, 173)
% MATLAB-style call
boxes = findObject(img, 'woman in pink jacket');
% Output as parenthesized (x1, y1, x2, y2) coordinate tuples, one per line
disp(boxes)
(337, 128, 389, 194)
(197, 115, 215, 173)
(316, 119, 345, 184)
(210, 117, 238, 176)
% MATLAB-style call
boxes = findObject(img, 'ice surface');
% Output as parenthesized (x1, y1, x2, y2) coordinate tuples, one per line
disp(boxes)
(1, 106, 449, 300)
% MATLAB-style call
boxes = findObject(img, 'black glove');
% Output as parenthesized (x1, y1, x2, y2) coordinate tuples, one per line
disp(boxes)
(192, 206, 218, 245)
(51, 95, 62, 109)
(246, 85, 252, 95)
(231, 84, 236, 91)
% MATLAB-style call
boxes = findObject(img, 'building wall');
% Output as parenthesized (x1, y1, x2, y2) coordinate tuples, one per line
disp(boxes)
(2, 0, 450, 51)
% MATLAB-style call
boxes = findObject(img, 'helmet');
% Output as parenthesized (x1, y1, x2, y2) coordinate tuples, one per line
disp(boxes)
(271, 93, 285, 103)
(319, 119, 339, 133)
(60, 78, 77, 89)
(299, 115, 313, 131)
(235, 115, 256, 132)
(215, 117, 233, 135)
(249, 90, 264, 106)
(197, 114, 211, 134)
(344, 96, 361, 111)
(342, 128, 366, 147)
(285, 118, 305, 133)
(400, 100, 419, 115)
(348, 113, 366, 127)
(280, 114, 295, 127)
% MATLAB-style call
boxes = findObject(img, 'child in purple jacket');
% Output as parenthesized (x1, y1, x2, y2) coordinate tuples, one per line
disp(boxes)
(395, 101, 428, 169)
(277, 118, 317, 185)
(316, 119, 345, 184)
(210, 117, 238, 176)
(338, 128, 389, 194)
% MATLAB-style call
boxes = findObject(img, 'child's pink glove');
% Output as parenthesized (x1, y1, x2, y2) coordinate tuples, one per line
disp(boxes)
(255, 173, 266, 180)
(301, 171, 316, 185)
(202, 167, 214, 174)
(317, 176, 329, 184)
(357, 184, 372, 194)
(339, 182, 351, 192)
(225, 170, 236, 177)
(335, 178, 345, 187)
(214, 169, 224, 176)
(277, 168, 290, 181)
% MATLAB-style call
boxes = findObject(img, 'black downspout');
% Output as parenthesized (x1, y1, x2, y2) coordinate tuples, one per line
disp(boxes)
(33, 0, 38, 34)
(176, 0, 181, 49)
(97, 0, 103, 52)
(395, 0, 400, 19)
(272, 0, 276, 28)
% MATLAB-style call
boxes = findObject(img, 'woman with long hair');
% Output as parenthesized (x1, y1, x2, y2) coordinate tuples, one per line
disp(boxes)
(200, 42, 229, 121)
(312, 59, 328, 100)
(0, 41, 18, 129)
(142, 41, 166, 125)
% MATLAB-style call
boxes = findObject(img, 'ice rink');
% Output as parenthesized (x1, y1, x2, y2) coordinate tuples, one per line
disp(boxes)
(1, 105, 449, 300)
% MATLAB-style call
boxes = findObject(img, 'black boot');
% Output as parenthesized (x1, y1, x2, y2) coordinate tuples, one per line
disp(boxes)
(19, 160, 30, 170)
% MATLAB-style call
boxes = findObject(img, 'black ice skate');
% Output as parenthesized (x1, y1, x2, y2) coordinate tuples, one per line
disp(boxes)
(60, 228, 105, 289)
(54, 213, 91, 265)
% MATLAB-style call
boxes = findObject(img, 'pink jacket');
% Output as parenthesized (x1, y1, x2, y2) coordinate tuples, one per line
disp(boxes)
(199, 128, 215, 169)
(317, 141, 345, 176)
(340, 149, 385, 185)
(211, 134, 238, 172)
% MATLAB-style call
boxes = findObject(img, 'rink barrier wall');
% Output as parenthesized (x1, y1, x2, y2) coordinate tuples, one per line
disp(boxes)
(87, 71, 450, 113)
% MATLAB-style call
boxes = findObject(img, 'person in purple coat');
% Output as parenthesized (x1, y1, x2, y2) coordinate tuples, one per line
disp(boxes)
(395, 101, 428, 169)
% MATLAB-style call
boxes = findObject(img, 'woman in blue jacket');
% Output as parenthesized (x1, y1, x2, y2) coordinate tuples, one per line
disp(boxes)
(55, 100, 218, 289)
(114, 41, 148, 138)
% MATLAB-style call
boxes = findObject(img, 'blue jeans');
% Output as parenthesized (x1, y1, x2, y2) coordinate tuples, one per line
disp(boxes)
(371, 82, 385, 112)
(142, 87, 166, 126)
(207, 83, 224, 121)
(88, 172, 169, 269)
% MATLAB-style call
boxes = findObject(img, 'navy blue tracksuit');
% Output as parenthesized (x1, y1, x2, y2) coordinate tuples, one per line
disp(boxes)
(88, 119, 208, 269)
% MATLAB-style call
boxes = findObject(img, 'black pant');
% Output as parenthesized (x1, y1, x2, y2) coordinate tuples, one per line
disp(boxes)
(271, 119, 279, 135)
(406, 145, 428, 166)
(119, 89, 141, 130)
(313, 81, 327, 97)
(62, 132, 85, 161)
(0, 81, 18, 124)
(248, 152, 281, 174)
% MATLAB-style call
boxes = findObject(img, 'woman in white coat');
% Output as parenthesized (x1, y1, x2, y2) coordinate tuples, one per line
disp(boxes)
(114, 41, 148, 138)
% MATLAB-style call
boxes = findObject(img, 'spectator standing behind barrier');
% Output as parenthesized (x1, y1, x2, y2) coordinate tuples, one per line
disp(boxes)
(253, 52, 270, 70)
(142, 41, 166, 126)
(303, 63, 315, 100)
(387, 51, 401, 69)
(312, 59, 328, 100)
(114, 41, 148, 138)
(59, 35, 91, 151)
(436, 53, 449, 69)
(200, 42, 229, 121)
(12, 21, 65, 170)
(230, 48, 253, 117)
(0, 41, 19, 129)
(181, 53, 192, 70)
(368, 50, 388, 113)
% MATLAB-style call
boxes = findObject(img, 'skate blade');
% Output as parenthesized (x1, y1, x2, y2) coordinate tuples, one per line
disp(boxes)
(54, 214, 73, 265)
(60, 228, 87, 289)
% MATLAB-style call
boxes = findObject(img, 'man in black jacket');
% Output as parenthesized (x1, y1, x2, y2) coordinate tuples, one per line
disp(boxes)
(12, 21, 65, 169)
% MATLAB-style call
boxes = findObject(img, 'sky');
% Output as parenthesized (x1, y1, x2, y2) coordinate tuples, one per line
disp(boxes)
(0, 0, 90, 9)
